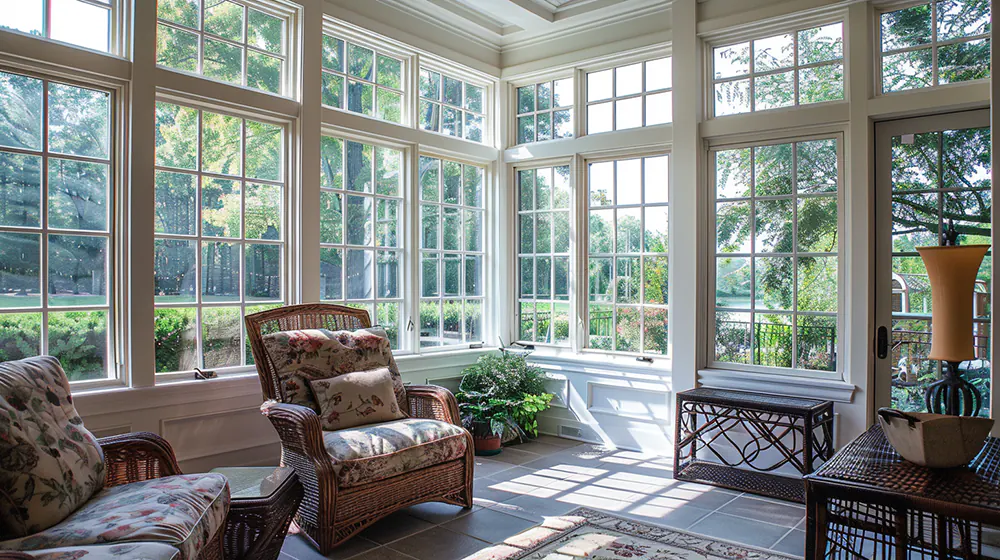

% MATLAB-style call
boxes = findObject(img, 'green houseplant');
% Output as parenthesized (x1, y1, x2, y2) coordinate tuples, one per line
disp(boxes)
(457, 348, 554, 454)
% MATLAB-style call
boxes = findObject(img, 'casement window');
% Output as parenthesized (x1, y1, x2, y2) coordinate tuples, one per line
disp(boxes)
(152, 100, 286, 374)
(879, 0, 990, 93)
(156, 0, 290, 96)
(321, 34, 404, 124)
(712, 23, 844, 117)
(711, 137, 840, 374)
(515, 79, 574, 144)
(586, 155, 670, 355)
(585, 57, 672, 134)
(517, 166, 571, 346)
(318, 135, 404, 348)
(419, 155, 486, 348)
(1, 0, 115, 53)
(0, 70, 115, 382)
(419, 69, 486, 143)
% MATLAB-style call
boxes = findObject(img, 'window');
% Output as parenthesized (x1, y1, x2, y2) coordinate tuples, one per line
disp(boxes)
(321, 35, 403, 124)
(419, 156, 485, 348)
(318, 135, 404, 348)
(0, 70, 114, 381)
(587, 155, 669, 355)
(156, 0, 288, 95)
(515, 79, 573, 144)
(880, 0, 990, 93)
(1, 0, 113, 53)
(517, 166, 571, 345)
(712, 138, 839, 373)
(712, 23, 844, 117)
(153, 101, 286, 373)
(419, 69, 486, 143)
(586, 57, 672, 134)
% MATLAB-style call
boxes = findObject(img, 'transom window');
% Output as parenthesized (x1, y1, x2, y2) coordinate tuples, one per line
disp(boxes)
(712, 23, 844, 117)
(517, 166, 571, 346)
(319, 135, 404, 348)
(515, 79, 574, 144)
(156, 0, 289, 95)
(419, 156, 486, 348)
(0, 70, 114, 382)
(419, 69, 486, 143)
(712, 138, 840, 373)
(586, 57, 672, 134)
(153, 100, 286, 374)
(879, 0, 990, 93)
(322, 35, 404, 124)
(587, 155, 670, 355)
(1, 0, 113, 53)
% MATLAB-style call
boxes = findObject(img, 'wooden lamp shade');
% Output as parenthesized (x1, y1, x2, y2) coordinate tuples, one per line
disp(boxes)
(916, 244, 989, 363)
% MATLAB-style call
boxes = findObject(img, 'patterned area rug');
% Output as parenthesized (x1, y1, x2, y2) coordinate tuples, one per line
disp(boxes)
(463, 508, 800, 560)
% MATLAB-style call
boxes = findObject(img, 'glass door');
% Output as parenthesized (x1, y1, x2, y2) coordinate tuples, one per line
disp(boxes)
(874, 109, 992, 416)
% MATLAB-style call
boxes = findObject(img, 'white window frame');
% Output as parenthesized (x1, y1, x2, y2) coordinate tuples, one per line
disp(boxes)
(418, 58, 492, 146)
(511, 75, 575, 146)
(707, 19, 847, 119)
(705, 132, 846, 380)
(0, 0, 123, 55)
(581, 53, 674, 136)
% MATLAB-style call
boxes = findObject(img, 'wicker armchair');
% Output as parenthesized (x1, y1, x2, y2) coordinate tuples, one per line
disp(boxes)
(245, 304, 474, 553)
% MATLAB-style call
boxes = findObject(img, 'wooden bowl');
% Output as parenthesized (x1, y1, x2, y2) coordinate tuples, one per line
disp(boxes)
(877, 408, 994, 468)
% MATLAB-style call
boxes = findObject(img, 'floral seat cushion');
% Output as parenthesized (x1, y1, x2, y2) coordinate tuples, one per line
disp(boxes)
(261, 328, 408, 414)
(0, 356, 106, 539)
(22, 543, 180, 560)
(323, 418, 469, 488)
(0, 473, 229, 560)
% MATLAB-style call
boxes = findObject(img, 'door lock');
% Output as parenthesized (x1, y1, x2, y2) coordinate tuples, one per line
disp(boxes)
(876, 326, 888, 359)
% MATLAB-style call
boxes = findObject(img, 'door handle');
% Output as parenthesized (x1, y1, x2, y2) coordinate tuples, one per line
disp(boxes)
(876, 326, 888, 359)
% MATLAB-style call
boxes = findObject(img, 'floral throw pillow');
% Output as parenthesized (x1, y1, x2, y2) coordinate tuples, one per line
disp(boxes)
(0, 356, 106, 539)
(261, 327, 408, 414)
(309, 368, 405, 431)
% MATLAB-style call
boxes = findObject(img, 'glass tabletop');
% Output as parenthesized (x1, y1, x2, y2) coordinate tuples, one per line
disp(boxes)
(210, 466, 295, 500)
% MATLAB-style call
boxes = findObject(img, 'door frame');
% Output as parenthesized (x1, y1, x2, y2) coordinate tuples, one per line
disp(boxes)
(873, 108, 995, 415)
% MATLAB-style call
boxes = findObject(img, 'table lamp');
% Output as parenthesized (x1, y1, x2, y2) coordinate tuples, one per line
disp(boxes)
(916, 223, 989, 416)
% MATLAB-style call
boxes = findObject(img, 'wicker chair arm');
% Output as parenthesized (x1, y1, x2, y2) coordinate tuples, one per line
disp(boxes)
(406, 384, 462, 426)
(260, 400, 333, 464)
(98, 431, 182, 487)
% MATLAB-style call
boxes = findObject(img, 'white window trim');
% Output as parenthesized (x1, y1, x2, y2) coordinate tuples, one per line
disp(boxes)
(704, 131, 846, 381)
(509, 73, 576, 147)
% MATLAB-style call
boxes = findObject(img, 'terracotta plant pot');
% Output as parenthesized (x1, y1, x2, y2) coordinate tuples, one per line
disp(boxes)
(471, 422, 503, 456)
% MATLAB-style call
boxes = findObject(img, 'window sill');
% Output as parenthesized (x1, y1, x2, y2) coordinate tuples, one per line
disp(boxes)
(527, 348, 672, 375)
(72, 373, 263, 417)
(697, 368, 856, 403)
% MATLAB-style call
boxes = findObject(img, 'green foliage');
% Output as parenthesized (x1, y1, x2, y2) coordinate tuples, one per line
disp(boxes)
(457, 351, 553, 438)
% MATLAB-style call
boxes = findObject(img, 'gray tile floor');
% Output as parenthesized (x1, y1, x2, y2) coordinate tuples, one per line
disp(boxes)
(279, 435, 806, 560)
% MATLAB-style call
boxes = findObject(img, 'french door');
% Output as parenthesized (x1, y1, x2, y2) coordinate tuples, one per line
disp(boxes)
(874, 109, 993, 416)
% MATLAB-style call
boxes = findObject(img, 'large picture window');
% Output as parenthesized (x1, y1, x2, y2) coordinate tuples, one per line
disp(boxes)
(319, 135, 404, 348)
(153, 101, 286, 374)
(712, 23, 844, 117)
(517, 166, 571, 345)
(879, 0, 990, 93)
(0, 70, 114, 381)
(1, 0, 114, 53)
(587, 155, 670, 355)
(419, 69, 486, 143)
(321, 34, 404, 124)
(156, 0, 289, 95)
(419, 155, 485, 348)
(586, 57, 672, 134)
(712, 138, 839, 373)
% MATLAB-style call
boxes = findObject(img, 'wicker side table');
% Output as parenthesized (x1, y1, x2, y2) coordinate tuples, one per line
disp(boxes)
(805, 425, 1000, 559)
(211, 466, 303, 560)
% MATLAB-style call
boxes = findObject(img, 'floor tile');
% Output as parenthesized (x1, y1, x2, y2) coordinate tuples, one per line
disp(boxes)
(718, 496, 804, 528)
(506, 440, 570, 456)
(442, 508, 537, 543)
(472, 457, 518, 479)
(532, 435, 583, 448)
(281, 533, 378, 560)
(387, 526, 490, 560)
(772, 529, 805, 557)
(360, 511, 435, 545)
(488, 490, 578, 522)
(490, 447, 543, 465)
(689, 512, 791, 549)
(404, 501, 479, 524)
(348, 547, 420, 560)
(621, 502, 714, 529)
(652, 485, 741, 511)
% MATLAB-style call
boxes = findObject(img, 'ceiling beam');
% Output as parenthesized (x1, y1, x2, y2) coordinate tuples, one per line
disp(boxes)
(459, 0, 555, 30)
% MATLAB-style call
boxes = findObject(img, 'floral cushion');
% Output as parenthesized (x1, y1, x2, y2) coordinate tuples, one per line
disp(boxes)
(310, 367, 405, 431)
(0, 473, 229, 560)
(23, 543, 180, 560)
(323, 418, 469, 488)
(262, 327, 407, 414)
(0, 356, 106, 539)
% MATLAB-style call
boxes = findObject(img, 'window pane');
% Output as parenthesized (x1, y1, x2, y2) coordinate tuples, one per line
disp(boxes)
(714, 79, 750, 116)
(553, 110, 572, 139)
(616, 159, 641, 205)
(881, 4, 931, 51)
(444, 253, 460, 296)
(755, 257, 792, 311)
(156, 102, 199, 170)
(616, 257, 640, 303)
(938, 0, 990, 40)
(799, 64, 844, 104)
(205, 0, 244, 42)
(346, 195, 372, 246)
(248, 51, 282, 94)
(938, 39, 991, 84)
(644, 255, 669, 305)
(754, 70, 794, 111)
(0, 233, 40, 308)
(157, 25, 200, 73)
(345, 141, 373, 193)
(245, 183, 281, 240)
(465, 300, 482, 342)
(377, 199, 398, 247)
(646, 58, 672, 91)
(716, 201, 751, 253)
(346, 249, 373, 299)
(882, 50, 934, 92)
(443, 161, 461, 204)
(322, 73, 344, 108)
(202, 112, 242, 175)
(754, 313, 792, 367)
(320, 191, 342, 245)
(797, 256, 838, 312)
(466, 255, 482, 296)
(420, 300, 441, 347)
(49, 310, 107, 380)
(246, 120, 282, 181)
(155, 171, 196, 235)
(517, 115, 535, 144)
(47, 159, 108, 232)
(203, 38, 243, 85)
(421, 254, 439, 297)
(202, 306, 241, 369)
(616, 97, 642, 130)
(590, 210, 613, 253)
(347, 80, 374, 116)
(419, 101, 439, 131)
(202, 178, 241, 238)
(464, 210, 482, 252)
(377, 251, 399, 298)
(755, 199, 793, 253)
(716, 257, 751, 308)
(465, 84, 484, 112)
(797, 315, 836, 371)
(553, 78, 573, 107)
(0, 152, 41, 228)
(248, 9, 283, 54)
(202, 241, 239, 301)
(442, 107, 462, 137)
(518, 86, 535, 114)
(245, 243, 280, 301)
(0, 72, 43, 151)
(588, 102, 612, 134)
(716, 311, 751, 363)
(2, 0, 44, 35)
(420, 70, 441, 100)
(443, 76, 462, 106)
(322, 36, 345, 72)
(589, 258, 613, 302)
(421, 205, 439, 249)
(154, 239, 196, 303)
(49, 234, 107, 306)
(714, 42, 750, 78)
(154, 308, 198, 373)
(465, 113, 484, 143)
(536, 82, 552, 111)
(48, 83, 110, 159)
(616, 63, 642, 97)
(51, 0, 110, 52)
(753, 33, 794, 72)
(443, 208, 462, 251)
(616, 307, 640, 352)
(646, 92, 672, 126)
(320, 247, 342, 300)
(798, 23, 843, 65)
(376, 89, 402, 123)
(464, 165, 484, 208)
(643, 307, 668, 354)
(587, 69, 613, 102)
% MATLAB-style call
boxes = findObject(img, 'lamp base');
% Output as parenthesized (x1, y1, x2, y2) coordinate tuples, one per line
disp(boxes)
(924, 361, 982, 416)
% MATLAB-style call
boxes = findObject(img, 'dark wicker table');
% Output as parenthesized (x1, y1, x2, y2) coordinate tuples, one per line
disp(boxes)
(673, 388, 834, 503)
(805, 425, 1000, 559)
(211, 466, 303, 560)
